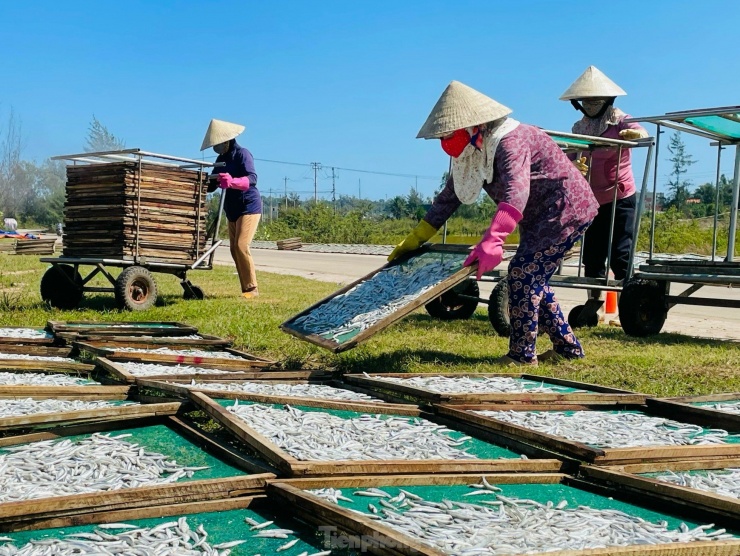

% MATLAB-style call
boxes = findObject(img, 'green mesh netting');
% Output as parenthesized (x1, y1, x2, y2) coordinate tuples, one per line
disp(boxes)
(217, 399, 522, 460)
(0, 423, 245, 481)
(321, 482, 737, 536)
(1, 507, 333, 556)
(685, 115, 740, 139)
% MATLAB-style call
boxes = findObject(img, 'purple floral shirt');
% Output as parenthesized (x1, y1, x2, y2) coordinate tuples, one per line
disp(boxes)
(424, 124, 598, 254)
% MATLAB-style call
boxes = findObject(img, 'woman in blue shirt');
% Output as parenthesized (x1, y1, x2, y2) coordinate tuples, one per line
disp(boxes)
(201, 119, 262, 298)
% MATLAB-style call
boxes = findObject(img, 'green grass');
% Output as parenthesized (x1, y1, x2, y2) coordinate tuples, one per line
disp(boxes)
(1, 254, 738, 397)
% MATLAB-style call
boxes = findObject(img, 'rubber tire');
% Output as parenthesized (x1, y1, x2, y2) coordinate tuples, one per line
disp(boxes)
(568, 304, 599, 329)
(115, 266, 158, 311)
(488, 280, 511, 337)
(619, 278, 667, 337)
(40, 265, 83, 310)
(183, 285, 205, 300)
(424, 280, 480, 320)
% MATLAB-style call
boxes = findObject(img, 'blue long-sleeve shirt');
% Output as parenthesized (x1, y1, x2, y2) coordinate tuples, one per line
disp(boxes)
(212, 140, 262, 221)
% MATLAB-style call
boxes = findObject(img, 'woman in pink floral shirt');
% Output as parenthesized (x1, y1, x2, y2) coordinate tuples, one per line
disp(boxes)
(391, 81, 599, 365)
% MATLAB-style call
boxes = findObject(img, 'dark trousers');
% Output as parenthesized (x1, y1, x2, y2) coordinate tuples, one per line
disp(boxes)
(583, 194, 636, 282)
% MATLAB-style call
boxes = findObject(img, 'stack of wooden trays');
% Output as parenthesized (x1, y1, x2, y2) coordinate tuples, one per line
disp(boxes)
(62, 162, 208, 263)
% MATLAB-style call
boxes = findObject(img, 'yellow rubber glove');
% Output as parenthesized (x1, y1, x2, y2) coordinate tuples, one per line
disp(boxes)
(619, 128, 648, 140)
(388, 220, 438, 261)
(573, 156, 589, 177)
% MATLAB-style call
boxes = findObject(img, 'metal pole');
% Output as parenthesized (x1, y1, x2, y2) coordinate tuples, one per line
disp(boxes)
(649, 125, 662, 260)
(284, 177, 288, 210)
(728, 144, 740, 262)
(135, 153, 142, 262)
(576, 148, 592, 279)
(712, 145, 723, 260)
(627, 140, 655, 279)
(605, 146, 623, 285)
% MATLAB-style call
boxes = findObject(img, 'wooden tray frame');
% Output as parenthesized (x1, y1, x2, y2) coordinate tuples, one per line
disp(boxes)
(0, 328, 57, 347)
(0, 357, 94, 373)
(138, 378, 418, 415)
(0, 346, 77, 358)
(344, 372, 647, 405)
(190, 392, 566, 477)
(0, 399, 182, 433)
(76, 342, 276, 369)
(269, 474, 740, 556)
(280, 244, 476, 353)
(435, 403, 740, 466)
(57, 333, 232, 349)
(0, 384, 131, 400)
(46, 320, 198, 336)
(581, 459, 740, 523)
(96, 357, 329, 384)
(0, 414, 274, 532)
(648, 394, 740, 431)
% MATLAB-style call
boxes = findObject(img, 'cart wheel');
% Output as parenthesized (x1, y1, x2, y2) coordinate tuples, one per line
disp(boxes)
(567, 305, 599, 329)
(183, 285, 205, 300)
(619, 278, 667, 337)
(40, 265, 83, 310)
(115, 266, 157, 311)
(488, 280, 511, 337)
(424, 279, 479, 320)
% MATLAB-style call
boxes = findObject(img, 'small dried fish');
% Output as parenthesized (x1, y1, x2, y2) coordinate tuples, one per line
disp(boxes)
(178, 380, 382, 402)
(369, 373, 587, 395)
(0, 372, 93, 386)
(655, 468, 740, 499)
(115, 347, 243, 359)
(0, 328, 51, 340)
(121, 362, 227, 377)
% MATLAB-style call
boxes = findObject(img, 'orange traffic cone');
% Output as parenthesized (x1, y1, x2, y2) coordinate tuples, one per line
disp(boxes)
(605, 291, 618, 314)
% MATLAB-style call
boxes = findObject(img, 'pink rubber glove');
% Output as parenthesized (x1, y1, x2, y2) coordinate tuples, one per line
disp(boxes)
(217, 173, 251, 191)
(464, 202, 522, 280)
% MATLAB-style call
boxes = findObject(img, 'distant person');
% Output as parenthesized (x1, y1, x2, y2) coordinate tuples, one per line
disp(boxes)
(3, 218, 17, 232)
(560, 66, 648, 320)
(200, 119, 261, 299)
(56, 223, 63, 237)
(391, 81, 598, 365)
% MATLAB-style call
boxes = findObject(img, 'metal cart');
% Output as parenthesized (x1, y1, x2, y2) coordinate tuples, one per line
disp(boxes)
(424, 130, 655, 336)
(616, 106, 740, 336)
(40, 149, 225, 311)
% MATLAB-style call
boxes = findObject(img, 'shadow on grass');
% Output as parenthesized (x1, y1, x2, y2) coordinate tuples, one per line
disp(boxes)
(337, 348, 505, 374)
(587, 326, 739, 349)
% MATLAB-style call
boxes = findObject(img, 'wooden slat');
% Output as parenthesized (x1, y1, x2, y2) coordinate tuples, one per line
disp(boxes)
(140, 380, 419, 415)
(0, 385, 130, 400)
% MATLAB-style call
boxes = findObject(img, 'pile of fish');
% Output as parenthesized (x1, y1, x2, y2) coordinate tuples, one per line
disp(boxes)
(0, 518, 247, 555)
(0, 398, 124, 418)
(655, 468, 740, 499)
(0, 353, 73, 363)
(0, 371, 92, 386)
(0, 328, 52, 340)
(180, 380, 382, 402)
(292, 251, 467, 342)
(227, 402, 477, 461)
(115, 347, 243, 359)
(476, 410, 736, 448)
(0, 433, 208, 501)
(309, 481, 733, 554)
(369, 373, 587, 394)
(706, 401, 740, 415)
(120, 361, 228, 377)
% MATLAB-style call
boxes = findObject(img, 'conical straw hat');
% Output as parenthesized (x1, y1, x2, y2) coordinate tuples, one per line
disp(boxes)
(559, 66, 626, 101)
(200, 119, 245, 151)
(416, 81, 512, 139)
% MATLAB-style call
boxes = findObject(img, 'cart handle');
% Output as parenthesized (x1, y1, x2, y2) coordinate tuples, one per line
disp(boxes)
(191, 240, 223, 269)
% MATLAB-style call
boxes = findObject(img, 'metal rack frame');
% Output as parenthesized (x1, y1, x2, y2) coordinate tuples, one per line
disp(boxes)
(40, 149, 226, 308)
(614, 107, 740, 335)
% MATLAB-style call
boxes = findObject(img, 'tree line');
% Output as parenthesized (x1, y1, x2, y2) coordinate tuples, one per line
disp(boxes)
(0, 111, 123, 228)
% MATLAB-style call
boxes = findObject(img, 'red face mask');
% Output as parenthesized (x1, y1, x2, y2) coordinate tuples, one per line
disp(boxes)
(440, 129, 471, 158)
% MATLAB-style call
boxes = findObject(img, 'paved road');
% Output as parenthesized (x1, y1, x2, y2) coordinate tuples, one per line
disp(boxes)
(218, 245, 740, 341)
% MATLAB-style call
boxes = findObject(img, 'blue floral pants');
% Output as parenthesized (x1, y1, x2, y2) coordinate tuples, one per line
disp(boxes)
(506, 226, 588, 363)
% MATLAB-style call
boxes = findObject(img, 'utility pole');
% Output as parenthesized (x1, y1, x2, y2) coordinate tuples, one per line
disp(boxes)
(310, 162, 321, 202)
(269, 188, 273, 222)
(331, 167, 337, 213)
(358, 178, 361, 200)
(283, 177, 288, 210)
(415, 175, 418, 194)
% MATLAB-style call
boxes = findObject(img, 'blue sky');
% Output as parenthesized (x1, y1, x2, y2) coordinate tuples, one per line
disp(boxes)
(1, 1, 738, 201)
